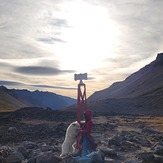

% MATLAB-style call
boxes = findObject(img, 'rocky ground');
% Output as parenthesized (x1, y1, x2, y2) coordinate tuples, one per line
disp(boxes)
(0, 107, 163, 163)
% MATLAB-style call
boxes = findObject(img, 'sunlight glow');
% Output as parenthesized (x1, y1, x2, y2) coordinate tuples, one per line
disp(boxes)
(54, 0, 119, 72)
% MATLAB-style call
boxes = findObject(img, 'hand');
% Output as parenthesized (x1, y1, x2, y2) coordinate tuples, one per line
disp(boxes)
(77, 130, 82, 137)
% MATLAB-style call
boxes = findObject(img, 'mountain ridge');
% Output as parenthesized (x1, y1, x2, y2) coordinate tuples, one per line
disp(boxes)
(88, 53, 163, 101)
(86, 53, 163, 115)
(0, 86, 76, 111)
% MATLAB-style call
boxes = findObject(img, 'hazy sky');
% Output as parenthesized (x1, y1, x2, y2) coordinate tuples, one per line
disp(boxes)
(0, 0, 162, 98)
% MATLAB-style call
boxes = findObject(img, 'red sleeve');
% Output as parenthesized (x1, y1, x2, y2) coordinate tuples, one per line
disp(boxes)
(81, 120, 92, 135)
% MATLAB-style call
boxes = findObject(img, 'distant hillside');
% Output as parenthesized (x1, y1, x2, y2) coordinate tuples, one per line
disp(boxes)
(8, 107, 76, 122)
(0, 87, 26, 112)
(0, 86, 76, 112)
(87, 53, 163, 116)
(89, 53, 163, 100)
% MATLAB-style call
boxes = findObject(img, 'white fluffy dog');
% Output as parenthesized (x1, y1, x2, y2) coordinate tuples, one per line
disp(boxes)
(60, 121, 81, 157)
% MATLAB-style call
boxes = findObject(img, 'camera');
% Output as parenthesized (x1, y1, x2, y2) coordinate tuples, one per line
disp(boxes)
(74, 73, 87, 81)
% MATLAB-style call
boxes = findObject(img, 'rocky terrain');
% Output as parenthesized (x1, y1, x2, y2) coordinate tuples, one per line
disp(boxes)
(0, 107, 163, 163)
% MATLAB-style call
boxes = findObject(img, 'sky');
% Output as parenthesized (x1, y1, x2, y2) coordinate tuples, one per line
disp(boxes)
(0, 0, 163, 99)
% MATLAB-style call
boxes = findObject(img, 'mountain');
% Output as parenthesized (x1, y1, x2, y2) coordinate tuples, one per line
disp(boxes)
(0, 86, 76, 112)
(0, 86, 26, 112)
(87, 53, 163, 115)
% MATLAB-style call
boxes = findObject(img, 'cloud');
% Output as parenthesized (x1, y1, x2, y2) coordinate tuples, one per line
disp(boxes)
(0, 58, 59, 70)
(86, 0, 163, 83)
(0, 0, 68, 59)
(36, 59, 60, 67)
(87, 76, 96, 80)
(14, 66, 75, 76)
(31, 84, 76, 90)
(38, 37, 66, 44)
(87, 0, 163, 56)
(0, 80, 25, 86)
(0, 0, 163, 98)
(110, 0, 163, 52)
(0, 58, 75, 76)
(0, 61, 12, 68)
(49, 18, 69, 27)
(104, 55, 141, 69)
(0, 80, 76, 90)
(0, 20, 7, 29)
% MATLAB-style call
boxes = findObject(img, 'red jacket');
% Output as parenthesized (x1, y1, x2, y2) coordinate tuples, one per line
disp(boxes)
(80, 110, 92, 135)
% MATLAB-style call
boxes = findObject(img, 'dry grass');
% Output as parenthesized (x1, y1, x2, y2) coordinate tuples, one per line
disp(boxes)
(0, 108, 13, 112)
(136, 116, 163, 132)
(0, 90, 25, 112)
(21, 119, 62, 126)
(93, 115, 163, 132)
(117, 125, 141, 133)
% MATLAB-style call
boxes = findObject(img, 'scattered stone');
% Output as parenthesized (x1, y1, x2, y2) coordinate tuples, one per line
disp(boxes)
(8, 127, 18, 134)
(17, 145, 29, 159)
(0, 146, 12, 158)
(1, 113, 163, 163)
(154, 155, 163, 163)
(100, 147, 117, 158)
(36, 151, 62, 163)
(108, 131, 141, 152)
(22, 141, 37, 149)
(4, 151, 24, 163)
(65, 150, 105, 163)
(27, 157, 36, 163)
(136, 152, 154, 162)
(125, 160, 139, 163)
(154, 146, 163, 156)
(142, 127, 159, 135)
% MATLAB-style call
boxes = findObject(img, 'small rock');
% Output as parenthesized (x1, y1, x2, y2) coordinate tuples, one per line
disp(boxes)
(125, 160, 139, 163)
(8, 127, 18, 134)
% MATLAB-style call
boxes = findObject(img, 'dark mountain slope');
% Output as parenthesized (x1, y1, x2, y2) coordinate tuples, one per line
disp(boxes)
(87, 53, 163, 116)
(0, 86, 26, 112)
(88, 53, 163, 101)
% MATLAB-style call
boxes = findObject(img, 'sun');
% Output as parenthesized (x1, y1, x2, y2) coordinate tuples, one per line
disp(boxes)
(54, 0, 119, 72)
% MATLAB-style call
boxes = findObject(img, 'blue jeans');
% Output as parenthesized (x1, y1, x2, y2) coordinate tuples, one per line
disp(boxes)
(82, 135, 91, 156)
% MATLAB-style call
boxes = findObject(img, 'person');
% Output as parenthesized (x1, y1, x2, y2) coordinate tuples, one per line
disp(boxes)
(78, 109, 97, 156)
